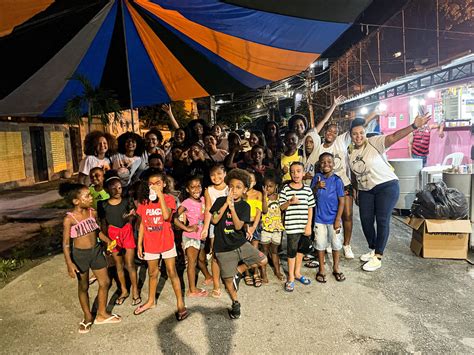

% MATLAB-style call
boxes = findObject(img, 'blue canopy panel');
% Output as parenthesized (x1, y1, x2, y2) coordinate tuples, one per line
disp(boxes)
(123, 3, 171, 108)
(41, 1, 118, 117)
(154, 0, 351, 53)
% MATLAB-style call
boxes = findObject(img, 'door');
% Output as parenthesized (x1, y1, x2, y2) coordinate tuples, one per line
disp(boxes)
(29, 127, 49, 182)
(69, 127, 82, 172)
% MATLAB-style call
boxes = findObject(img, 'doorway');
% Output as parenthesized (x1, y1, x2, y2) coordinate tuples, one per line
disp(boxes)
(69, 127, 82, 172)
(29, 127, 48, 182)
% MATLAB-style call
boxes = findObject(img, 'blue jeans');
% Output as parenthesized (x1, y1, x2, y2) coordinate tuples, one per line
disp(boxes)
(358, 180, 400, 255)
(411, 153, 427, 167)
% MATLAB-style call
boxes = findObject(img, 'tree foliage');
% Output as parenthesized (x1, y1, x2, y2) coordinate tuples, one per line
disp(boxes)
(139, 101, 192, 129)
(64, 74, 122, 132)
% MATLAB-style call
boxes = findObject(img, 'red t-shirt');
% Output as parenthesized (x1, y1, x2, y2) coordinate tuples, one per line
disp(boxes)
(137, 194, 176, 254)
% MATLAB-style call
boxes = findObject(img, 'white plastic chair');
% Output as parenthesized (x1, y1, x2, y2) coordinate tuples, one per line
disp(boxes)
(442, 152, 464, 166)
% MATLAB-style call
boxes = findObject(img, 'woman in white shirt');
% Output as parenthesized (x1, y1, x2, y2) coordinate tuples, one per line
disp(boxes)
(78, 131, 116, 185)
(349, 113, 430, 272)
(111, 132, 144, 187)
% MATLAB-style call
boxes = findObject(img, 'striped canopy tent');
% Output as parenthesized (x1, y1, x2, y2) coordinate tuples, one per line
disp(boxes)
(0, 0, 371, 117)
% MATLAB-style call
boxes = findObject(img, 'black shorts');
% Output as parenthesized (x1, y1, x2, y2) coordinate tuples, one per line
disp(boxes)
(287, 233, 312, 258)
(72, 244, 107, 274)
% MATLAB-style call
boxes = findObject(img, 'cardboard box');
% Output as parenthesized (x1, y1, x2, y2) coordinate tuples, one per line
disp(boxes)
(408, 218, 471, 259)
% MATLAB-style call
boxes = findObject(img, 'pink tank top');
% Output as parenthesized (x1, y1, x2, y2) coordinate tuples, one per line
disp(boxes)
(67, 209, 100, 239)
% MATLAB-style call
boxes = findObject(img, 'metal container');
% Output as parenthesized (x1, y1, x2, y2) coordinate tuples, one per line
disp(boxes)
(442, 172, 472, 220)
(388, 158, 423, 210)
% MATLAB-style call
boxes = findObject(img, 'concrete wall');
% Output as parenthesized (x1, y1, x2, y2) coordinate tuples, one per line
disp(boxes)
(0, 121, 75, 191)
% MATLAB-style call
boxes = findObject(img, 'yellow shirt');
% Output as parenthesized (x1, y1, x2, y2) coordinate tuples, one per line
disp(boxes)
(262, 197, 284, 232)
(280, 151, 301, 181)
(247, 198, 262, 220)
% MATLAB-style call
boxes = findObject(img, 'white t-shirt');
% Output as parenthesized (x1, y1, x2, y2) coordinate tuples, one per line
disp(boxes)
(111, 153, 142, 186)
(317, 132, 351, 186)
(79, 156, 111, 184)
(348, 136, 398, 191)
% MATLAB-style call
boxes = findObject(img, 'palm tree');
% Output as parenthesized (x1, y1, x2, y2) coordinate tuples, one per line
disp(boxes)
(64, 74, 122, 132)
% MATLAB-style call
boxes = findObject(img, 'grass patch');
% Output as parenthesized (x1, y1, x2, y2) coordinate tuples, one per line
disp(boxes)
(41, 198, 69, 209)
(0, 259, 24, 279)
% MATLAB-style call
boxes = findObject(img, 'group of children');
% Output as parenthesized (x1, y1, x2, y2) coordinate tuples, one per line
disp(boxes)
(62, 140, 348, 334)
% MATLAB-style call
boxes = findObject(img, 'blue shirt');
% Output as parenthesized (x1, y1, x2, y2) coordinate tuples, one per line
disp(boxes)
(311, 172, 344, 224)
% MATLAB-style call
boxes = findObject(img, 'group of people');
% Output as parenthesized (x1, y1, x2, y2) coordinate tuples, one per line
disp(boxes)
(60, 99, 431, 333)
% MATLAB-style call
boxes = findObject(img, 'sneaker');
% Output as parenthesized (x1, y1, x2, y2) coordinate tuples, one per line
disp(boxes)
(232, 272, 243, 291)
(362, 256, 382, 272)
(228, 300, 241, 319)
(343, 245, 354, 259)
(360, 249, 375, 262)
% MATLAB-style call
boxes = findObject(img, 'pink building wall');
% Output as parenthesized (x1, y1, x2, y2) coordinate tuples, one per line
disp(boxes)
(378, 95, 473, 165)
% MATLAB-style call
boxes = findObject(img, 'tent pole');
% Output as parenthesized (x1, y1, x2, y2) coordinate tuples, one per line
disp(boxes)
(121, 0, 135, 132)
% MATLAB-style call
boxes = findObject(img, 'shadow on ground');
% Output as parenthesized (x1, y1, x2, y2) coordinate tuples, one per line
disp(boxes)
(156, 305, 235, 354)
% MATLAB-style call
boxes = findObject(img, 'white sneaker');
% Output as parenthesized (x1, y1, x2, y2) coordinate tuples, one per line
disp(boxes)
(326, 246, 332, 254)
(362, 256, 382, 272)
(360, 249, 375, 262)
(343, 245, 354, 259)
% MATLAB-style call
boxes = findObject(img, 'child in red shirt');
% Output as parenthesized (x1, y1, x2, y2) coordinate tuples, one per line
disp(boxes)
(134, 170, 188, 321)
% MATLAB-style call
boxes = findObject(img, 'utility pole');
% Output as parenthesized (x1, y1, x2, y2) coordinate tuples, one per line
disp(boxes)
(306, 68, 315, 128)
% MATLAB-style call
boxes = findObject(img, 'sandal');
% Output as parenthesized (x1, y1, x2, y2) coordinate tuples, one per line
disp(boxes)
(131, 297, 142, 306)
(175, 308, 189, 321)
(253, 275, 262, 288)
(244, 275, 253, 286)
(295, 275, 311, 285)
(211, 289, 222, 298)
(304, 260, 319, 268)
(94, 314, 121, 325)
(187, 288, 209, 297)
(284, 281, 295, 292)
(133, 304, 155, 316)
(201, 278, 213, 286)
(333, 272, 346, 282)
(78, 320, 92, 334)
(316, 272, 327, 283)
(115, 295, 129, 305)
(303, 254, 315, 261)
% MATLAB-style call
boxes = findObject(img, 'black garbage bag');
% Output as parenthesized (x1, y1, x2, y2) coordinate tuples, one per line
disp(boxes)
(411, 181, 469, 219)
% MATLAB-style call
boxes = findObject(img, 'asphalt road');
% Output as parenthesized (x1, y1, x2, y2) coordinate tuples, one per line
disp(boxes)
(1, 212, 473, 353)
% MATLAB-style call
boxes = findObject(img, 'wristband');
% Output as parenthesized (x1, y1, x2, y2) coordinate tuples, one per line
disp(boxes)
(411, 123, 418, 130)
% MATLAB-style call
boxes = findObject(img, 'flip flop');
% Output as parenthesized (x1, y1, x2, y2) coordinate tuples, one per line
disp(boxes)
(304, 260, 319, 268)
(316, 272, 327, 283)
(284, 281, 295, 292)
(175, 308, 189, 321)
(134, 304, 155, 316)
(187, 289, 209, 297)
(94, 314, 121, 325)
(295, 275, 311, 285)
(78, 320, 92, 334)
(303, 255, 315, 261)
(115, 295, 129, 305)
(131, 297, 142, 306)
(333, 272, 346, 282)
(211, 289, 222, 298)
(201, 278, 213, 286)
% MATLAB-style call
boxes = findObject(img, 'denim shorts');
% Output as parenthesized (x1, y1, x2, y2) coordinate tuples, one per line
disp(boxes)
(314, 224, 343, 251)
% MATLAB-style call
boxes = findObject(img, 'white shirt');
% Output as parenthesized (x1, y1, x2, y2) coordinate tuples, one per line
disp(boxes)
(348, 135, 398, 191)
(317, 132, 351, 186)
(79, 156, 111, 185)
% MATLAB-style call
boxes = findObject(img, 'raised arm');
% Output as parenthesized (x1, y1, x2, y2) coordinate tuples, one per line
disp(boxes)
(385, 113, 431, 148)
(161, 104, 180, 130)
(315, 95, 345, 133)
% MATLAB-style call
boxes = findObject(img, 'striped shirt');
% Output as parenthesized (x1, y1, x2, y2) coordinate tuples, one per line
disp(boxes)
(412, 128, 431, 156)
(279, 184, 315, 235)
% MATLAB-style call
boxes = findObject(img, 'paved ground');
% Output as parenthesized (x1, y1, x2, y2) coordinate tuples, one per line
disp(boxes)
(0, 212, 473, 353)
